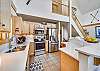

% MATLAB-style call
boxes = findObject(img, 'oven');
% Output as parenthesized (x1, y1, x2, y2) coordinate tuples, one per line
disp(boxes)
(35, 42, 45, 50)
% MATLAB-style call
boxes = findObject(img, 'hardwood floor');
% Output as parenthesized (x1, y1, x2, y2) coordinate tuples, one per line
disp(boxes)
(29, 51, 79, 71)
(30, 51, 61, 71)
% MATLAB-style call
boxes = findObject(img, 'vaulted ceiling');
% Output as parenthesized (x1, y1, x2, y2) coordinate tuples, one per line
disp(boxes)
(13, 0, 100, 14)
(72, 0, 100, 14)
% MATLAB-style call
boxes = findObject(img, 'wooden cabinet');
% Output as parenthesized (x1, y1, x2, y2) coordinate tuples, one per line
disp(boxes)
(12, 16, 23, 35)
(94, 57, 100, 66)
(26, 42, 35, 71)
(45, 40, 48, 52)
(47, 23, 56, 28)
(22, 21, 35, 35)
(0, 0, 11, 45)
(0, 0, 11, 31)
(29, 42, 35, 56)
(61, 52, 79, 71)
(21, 21, 29, 34)
(12, 19, 47, 35)
(28, 42, 35, 65)
(29, 22, 35, 35)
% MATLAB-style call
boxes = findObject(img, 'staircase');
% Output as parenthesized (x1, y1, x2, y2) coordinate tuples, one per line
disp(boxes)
(51, 1, 87, 38)
(71, 8, 87, 38)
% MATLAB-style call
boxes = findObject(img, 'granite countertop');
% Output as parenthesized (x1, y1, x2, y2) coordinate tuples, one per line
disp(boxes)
(76, 43, 100, 58)
(59, 38, 100, 61)
(0, 36, 34, 71)
(59, 40, 83, 61)
(0, 42, 27, 53)
(0, 41, 31, 71)
(60, 42, 100, 61)
(59, 47, 79, 60)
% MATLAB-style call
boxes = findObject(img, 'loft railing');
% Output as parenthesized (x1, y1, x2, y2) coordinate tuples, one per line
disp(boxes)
(52, 0, 69, 16)
(11, 1, 17, 12)
(52, 0, 87, 38)
(72, 9, 87, 38)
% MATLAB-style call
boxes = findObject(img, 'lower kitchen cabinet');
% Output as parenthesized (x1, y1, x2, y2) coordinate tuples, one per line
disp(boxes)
(26, 42, 35, 71)
(61, 52, 79, 71)
(94, 57, 100, 66)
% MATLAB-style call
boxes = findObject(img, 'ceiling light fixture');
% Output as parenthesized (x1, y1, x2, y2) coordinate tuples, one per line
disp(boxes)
(26, 0, 31, 5)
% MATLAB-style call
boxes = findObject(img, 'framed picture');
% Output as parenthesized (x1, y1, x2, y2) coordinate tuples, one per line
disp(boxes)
(95, 26, 100, 38)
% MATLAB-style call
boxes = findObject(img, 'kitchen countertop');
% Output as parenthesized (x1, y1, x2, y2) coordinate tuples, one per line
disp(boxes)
(59, 39, 84, 61)
(0, 40, 34, 71)
(76, 43, 100, 58)
(59, 47, 79, 60)
(0, 42, 27, 53)
(0, 43, 29, 71)
(59, 38, 100, 61)
(0, 35, 34, 53)
(59, 39, 100, 71)
(60, 42, 100, 62)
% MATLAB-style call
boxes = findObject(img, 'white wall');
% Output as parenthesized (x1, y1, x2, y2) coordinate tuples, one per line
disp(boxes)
(12, 0, 69, 22)
(81, 8, 100, 25)
(86, 27, 96, 37)
(12, 0, 51, 16)
(63, 26, 68, 40)
(81, 8, 100, 37)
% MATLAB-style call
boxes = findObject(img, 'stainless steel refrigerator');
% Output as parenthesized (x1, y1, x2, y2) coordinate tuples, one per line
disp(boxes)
(47, 28, 59, 53)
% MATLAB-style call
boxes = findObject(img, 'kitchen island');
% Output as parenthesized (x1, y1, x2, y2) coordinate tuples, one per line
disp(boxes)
(59, 39, 82, 71)
(76, 43, 100, 71)
(60, 38, 100, 71)
(0, 39, 34, 71)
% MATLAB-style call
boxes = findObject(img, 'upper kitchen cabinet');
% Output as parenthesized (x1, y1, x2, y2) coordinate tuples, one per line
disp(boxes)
(22, 21, 36, 34)
(0, 0, 11, 31)
(29, 22, 35, 35)
(47, 23, 57, 28)
(22, 21, 30, 35)
(12, 16, 23, 35)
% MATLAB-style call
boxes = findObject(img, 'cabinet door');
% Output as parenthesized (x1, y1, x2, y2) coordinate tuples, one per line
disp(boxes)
(61, 52, 79, 71)
(12, 16, 23, 35)
(29, 22, 35, 35)
(94, 58, 100, 66)
(0, 0, 11, 31)
(22, 21, 29, 34)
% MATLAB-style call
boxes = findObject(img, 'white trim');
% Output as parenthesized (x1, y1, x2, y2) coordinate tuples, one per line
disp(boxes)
(69, 0, 72, 39)
(58, 22, 61, 48)
(62, 26, 63, 42)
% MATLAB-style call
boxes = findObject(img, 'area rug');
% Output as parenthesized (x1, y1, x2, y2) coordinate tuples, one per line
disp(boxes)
(30, 58, 44, 71)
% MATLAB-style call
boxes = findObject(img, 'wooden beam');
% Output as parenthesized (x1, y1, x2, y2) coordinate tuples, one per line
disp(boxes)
(82, 23, 100, 27)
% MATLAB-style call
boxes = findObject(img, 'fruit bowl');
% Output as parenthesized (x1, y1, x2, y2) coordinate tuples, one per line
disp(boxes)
(84, 36, 98, 43)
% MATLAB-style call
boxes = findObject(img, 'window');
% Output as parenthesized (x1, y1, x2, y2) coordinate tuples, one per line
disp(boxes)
(52, 3, 59, 14)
